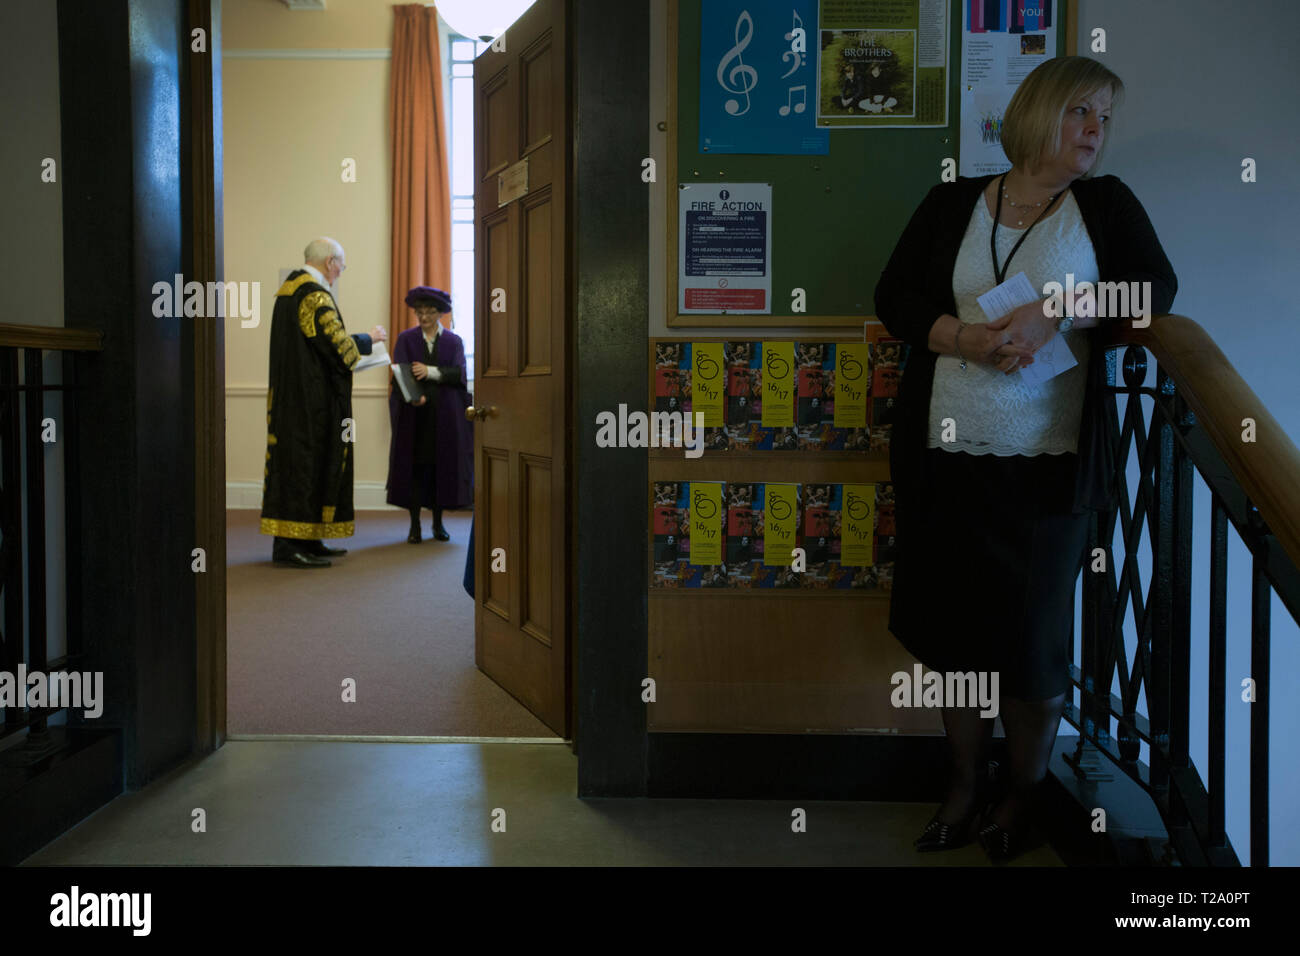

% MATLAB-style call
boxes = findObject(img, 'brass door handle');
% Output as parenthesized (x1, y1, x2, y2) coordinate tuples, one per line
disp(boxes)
(465, 405, 499, 422)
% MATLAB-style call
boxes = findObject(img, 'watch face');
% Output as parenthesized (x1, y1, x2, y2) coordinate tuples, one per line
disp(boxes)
(1058, 316, 1074, 332)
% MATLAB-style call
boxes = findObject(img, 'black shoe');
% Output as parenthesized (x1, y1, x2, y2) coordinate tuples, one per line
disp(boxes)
(273, 550, 331, 568)
(432, 525, 450, 541)
(914, 807, 981, 852)
(302, 541, 347, 557)
(977, 821, 1027, 863)
(408, 527, 422, 543)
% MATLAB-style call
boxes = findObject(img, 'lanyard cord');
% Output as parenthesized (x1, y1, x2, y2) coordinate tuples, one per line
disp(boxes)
(990, 173, 1062, 285)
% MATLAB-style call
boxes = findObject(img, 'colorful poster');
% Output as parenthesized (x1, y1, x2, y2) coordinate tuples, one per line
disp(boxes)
(761, 341, 795, 427)
(688, 481, 725, 565)
(699, 0, 830, 155)
(833, 342, 869, 427)
(679, 183, 773, 315)
(691, 343, 726, 426)
(816, 0, 950, 128)
(763, 483, 799, 565)
(653, 341, 692, 447)
(795, 342, 843, 450)
(960, 0, 1058, 176)
(841, 483, 876, 566)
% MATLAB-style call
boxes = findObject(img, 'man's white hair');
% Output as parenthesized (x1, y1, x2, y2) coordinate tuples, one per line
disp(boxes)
(304, 237, 343, 265)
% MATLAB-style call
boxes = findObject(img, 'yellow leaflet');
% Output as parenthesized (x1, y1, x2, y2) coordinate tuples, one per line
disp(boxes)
(688, 481, 723, 566)
(841, 483, 876, 566)
(763, 483, 798, 566)
(834, 343, 870, 428)
(691, 343, 725, 427)
(761, 341, 794, 427)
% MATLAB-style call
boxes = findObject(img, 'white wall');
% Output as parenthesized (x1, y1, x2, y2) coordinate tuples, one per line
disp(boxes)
(0, 0, 67, 667)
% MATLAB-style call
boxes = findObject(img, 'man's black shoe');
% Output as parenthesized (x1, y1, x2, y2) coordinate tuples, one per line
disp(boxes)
(273, 550, 331, 568)
(302, 540, 347, 557)
(432, 525, 450, 541)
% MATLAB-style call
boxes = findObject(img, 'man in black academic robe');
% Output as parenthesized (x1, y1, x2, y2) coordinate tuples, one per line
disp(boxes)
(260, 238, 387, 567)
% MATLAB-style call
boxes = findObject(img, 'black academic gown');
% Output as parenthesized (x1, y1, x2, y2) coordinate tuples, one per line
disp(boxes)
(260, 269, 372, 541)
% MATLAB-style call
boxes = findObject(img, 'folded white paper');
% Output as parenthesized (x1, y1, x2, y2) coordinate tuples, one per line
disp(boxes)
(977, 271, 1039, 323)
(352, 340, 390, 372)
(976, 271, 1078, 387)
(1019, 330, 1078, 387)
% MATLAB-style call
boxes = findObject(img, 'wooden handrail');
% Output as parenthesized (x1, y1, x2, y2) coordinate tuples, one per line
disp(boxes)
(0, 323, 104, 352)
(1103, 315, 1300, 571)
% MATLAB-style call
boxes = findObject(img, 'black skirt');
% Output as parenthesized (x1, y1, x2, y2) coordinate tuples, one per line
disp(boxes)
(888, 446, 1089, 701)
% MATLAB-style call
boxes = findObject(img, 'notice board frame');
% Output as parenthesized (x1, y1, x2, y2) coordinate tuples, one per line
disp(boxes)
(665, 0, 1078, 329)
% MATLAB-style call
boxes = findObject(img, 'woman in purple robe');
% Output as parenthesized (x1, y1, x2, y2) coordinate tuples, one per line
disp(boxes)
(386, 286, 474, 542)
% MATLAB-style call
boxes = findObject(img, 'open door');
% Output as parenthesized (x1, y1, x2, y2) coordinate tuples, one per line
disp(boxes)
(469, 0, 570, 736)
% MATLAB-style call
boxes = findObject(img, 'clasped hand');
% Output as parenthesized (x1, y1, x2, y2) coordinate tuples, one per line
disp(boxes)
(974, 300, 1056, 375)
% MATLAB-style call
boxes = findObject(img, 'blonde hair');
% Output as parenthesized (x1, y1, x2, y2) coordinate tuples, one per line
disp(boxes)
(1001, 56, 1124, 177)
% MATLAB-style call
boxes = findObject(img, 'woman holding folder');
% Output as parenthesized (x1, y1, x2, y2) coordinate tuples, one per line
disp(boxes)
(386, 286, 473, 543)
(875, 56, 1177, 861)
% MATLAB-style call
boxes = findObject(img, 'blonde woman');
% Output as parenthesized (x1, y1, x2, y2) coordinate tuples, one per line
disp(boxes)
(875, 56, 1177, 861)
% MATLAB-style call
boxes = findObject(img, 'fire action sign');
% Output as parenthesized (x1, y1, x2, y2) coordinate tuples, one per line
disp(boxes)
(679, 183, 773, 315)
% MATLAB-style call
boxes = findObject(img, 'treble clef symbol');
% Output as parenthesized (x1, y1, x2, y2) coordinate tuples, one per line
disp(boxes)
(717, 11, 758, 117)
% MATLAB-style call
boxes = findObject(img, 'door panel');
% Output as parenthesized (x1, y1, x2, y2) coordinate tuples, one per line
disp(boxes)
(472, 0, 569, 735)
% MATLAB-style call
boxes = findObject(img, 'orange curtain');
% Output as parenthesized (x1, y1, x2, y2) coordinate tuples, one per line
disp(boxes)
(389, 4, 453, 335)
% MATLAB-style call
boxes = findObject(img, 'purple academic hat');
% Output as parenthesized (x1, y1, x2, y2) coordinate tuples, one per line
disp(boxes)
(404, 286, 452, 312)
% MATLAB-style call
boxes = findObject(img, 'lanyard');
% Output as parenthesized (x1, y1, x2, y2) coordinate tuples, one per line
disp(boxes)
(990, 173, 1061, 285)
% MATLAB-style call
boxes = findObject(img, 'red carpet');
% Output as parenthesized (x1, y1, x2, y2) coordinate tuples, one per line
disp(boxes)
(226, 509, 558, 738)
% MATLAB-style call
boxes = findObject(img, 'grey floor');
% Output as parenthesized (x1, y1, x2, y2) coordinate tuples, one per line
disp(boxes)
(22, 739, 1060, 866)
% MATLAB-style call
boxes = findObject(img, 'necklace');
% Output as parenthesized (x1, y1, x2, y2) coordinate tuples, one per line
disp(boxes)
(1001, 177, 1059, 226)
(991, 172, 1061, 284)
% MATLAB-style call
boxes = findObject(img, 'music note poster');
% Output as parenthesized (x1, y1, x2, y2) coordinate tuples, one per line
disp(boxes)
(699, 0, 829, 155)
(678, 183, 774, 315)
(816, 0, 950, 128)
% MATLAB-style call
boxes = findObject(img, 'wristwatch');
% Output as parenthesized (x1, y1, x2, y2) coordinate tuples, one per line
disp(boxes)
(1055, 315, 1074, 333)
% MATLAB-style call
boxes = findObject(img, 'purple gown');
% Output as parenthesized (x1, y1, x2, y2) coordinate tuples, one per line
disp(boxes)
(386, 324, 474, 510)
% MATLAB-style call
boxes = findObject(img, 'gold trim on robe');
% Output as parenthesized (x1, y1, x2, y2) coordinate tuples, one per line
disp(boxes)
(298, 290, 333, 339)
(260, 517, 354, 539)
(275, 272, 317, 298)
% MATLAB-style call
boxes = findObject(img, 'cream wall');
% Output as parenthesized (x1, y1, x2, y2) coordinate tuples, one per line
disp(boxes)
(224, 0, 445, 508)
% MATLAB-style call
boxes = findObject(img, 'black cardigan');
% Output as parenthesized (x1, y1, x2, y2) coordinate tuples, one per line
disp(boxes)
(874, 174, 1178, 535)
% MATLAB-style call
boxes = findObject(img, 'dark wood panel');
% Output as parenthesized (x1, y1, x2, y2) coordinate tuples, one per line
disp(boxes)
(521, 30, 553, 156)
(522, 453, 552, 644)
(648, 596, 942, 733)
(483, 447, 510, 618)
(522, 190, 552, 374)
(480, 67, 512, 179)
(483, 210, 510, 376)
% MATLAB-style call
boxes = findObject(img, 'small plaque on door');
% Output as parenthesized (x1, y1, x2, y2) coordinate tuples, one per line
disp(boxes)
(498, 158, 529, 207)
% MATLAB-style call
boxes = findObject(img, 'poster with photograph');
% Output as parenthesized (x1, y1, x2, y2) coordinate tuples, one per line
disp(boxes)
(816, 0, 949, 128)
(651, 481, 730, 588)
(959, 0, 1059, 176)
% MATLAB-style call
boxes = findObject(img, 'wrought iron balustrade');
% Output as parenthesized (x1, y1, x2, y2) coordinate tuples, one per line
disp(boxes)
(1066, 315, 1299, 867)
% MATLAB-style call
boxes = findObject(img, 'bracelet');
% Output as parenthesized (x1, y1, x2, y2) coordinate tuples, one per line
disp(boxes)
(954, 321, 973, 370)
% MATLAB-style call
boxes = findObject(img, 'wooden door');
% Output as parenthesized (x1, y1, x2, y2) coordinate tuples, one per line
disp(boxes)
(470, 0, 569, 735)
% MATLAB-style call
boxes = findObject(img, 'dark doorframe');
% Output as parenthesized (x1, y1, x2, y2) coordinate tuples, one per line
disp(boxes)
(572, 0, 650, 794)
(187, 0, 225, 754)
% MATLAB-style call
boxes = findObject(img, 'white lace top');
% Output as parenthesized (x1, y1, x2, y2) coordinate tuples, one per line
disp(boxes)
(926, 189, 1098, 456)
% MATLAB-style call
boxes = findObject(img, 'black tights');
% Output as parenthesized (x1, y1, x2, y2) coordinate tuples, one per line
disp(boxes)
(937, 692, 1065, 830)
(409, 503, 444, 531)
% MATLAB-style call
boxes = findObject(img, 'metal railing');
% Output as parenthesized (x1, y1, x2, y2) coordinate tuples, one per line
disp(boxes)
(0, 324, 103, 759)
(1065, 316, 1299, 866)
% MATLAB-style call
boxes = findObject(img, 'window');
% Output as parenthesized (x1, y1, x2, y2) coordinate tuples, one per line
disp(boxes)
(446, 37, 489, 387)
